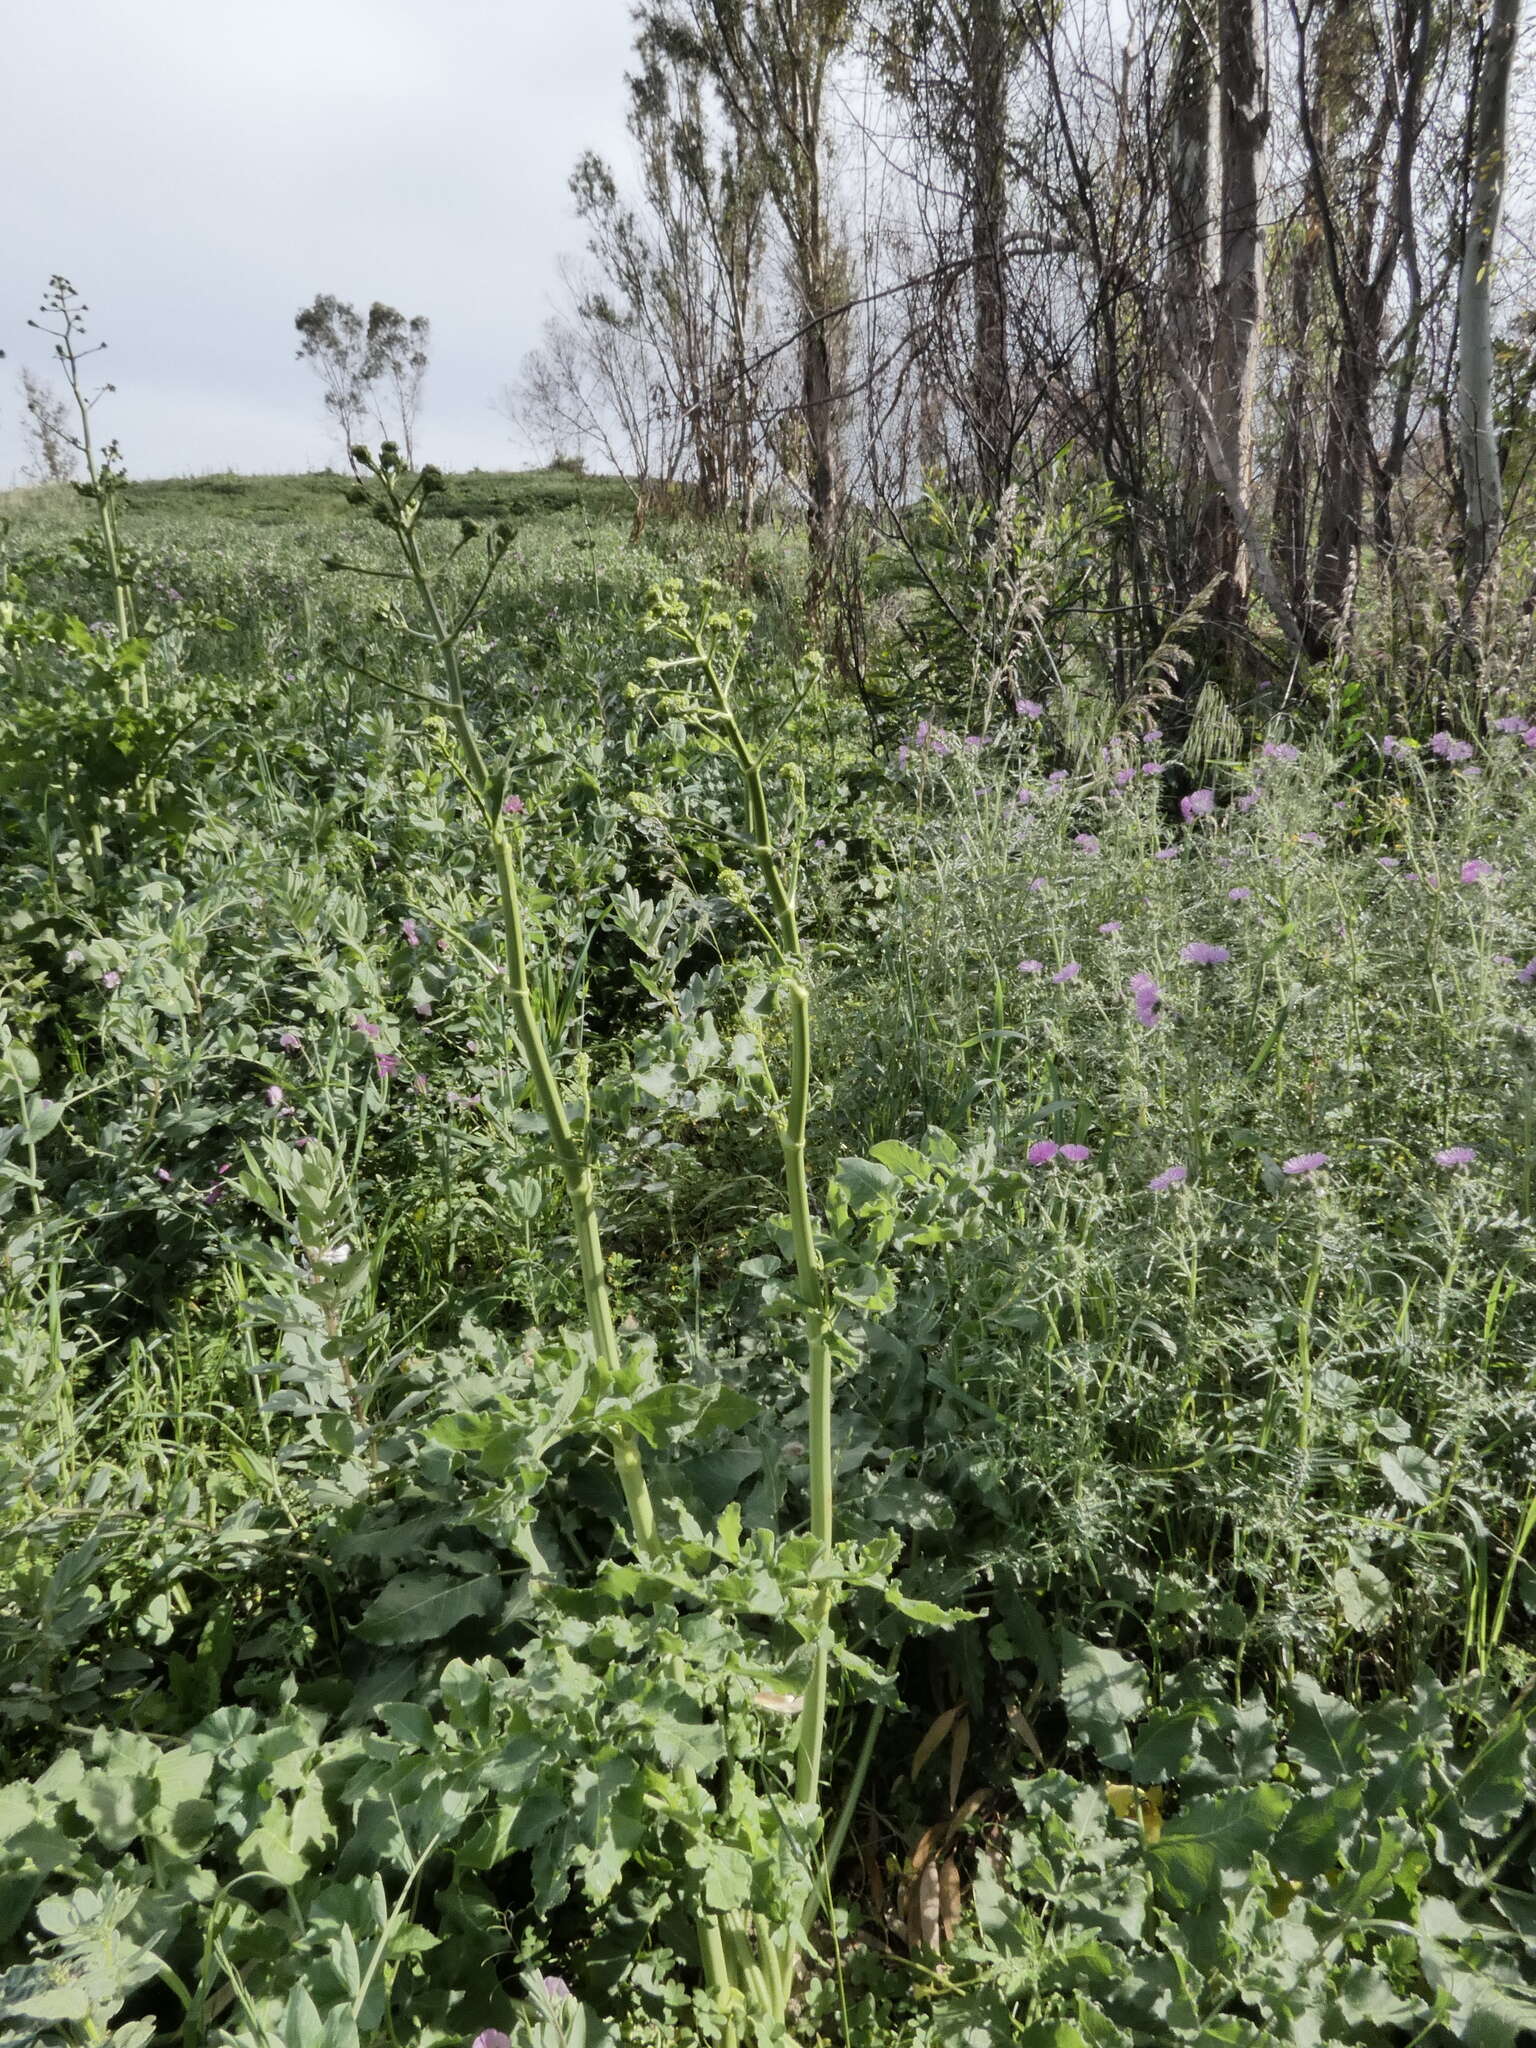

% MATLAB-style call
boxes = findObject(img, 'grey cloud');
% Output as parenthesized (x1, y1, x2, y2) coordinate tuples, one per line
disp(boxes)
(2, 0, 635, 479)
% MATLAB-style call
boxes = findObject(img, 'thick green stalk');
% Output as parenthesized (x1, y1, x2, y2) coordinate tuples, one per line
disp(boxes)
(784, 976, 833, 1811)
(697, 659, 835, 1809)
(400, 517, 659, 1561)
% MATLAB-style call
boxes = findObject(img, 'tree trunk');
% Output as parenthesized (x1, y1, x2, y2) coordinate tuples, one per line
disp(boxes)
(1208, 0, 1270, 628)
(969, 0, 1011, 505)
(1166, 0, 1218, 526)
(1272, 204, 1323, 621)
(1458, 0, 1521, 621)
(802, 284, 842, 624)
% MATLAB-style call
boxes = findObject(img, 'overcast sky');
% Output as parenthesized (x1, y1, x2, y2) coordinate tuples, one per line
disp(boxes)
(2, 0, 637, 483)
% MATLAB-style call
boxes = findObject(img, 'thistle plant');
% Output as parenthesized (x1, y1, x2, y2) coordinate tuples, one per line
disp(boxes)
(325, 451, 868, 2040)
(27, 278, 139, 654)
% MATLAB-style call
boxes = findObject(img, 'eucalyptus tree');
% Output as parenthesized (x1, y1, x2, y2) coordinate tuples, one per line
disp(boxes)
(1457, 0, 1522, 637)
(642, 0, 860, 634)
(294, 294, 431, 463)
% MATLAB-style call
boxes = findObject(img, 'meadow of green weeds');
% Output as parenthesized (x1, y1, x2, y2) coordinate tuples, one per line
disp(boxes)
(1, 471, 1534, 2048)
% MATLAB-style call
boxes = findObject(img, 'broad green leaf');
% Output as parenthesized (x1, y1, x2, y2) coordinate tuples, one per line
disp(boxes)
(1334, 1562, 1392, 1630)
(1056, 1632, 1147, 1767)
(833, 1155, 900, 1212)
(1270, 1781, 1362, 1880)
(1145, 1783, 1290, 1908)
(1378, 1445, 1440, 1506)
(1450, 1715, 1534, 1838)
(356, 1571, 501, 1645)
(869, 1138, 931, 1180)
(1287, 1676, 1366, 1786)
(885, 1585, 969, 1627)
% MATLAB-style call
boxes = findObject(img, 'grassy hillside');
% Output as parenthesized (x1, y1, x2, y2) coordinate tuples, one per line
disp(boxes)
(1, 464, 640, 538)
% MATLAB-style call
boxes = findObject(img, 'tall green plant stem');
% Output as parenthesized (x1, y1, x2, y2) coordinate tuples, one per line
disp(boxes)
(690, 631, 835, 1810)
(44, 286, 136, 648)
(393, 511, 660, 1563)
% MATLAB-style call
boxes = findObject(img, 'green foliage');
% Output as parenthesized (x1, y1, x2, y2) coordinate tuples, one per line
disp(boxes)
(0, 471, 1532, 2045)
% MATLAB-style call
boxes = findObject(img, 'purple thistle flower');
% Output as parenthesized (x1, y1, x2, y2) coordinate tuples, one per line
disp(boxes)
(1018, 958, 1044, 974)
(1143, 728, 1163, 744)
(1074, 833, 1100, 854)
(1016, 697, 1044, 719)
(1051, 962, 1081, 983)
(1098, 920, 1124, 935)
(964, 733, 988, 749)
(1147, 1163, 1188, 1193)
(1433, 1146, 1477, 1168)
(1154, 846, 1179, 860)
(1180, 788, 1216, 821)
(1029, 876, 1048, 892)
(473, 2034, 514, 2048)
(1180, 941, 1230, 966)
(1282, 1151, 1329, 1176)
(1518, 959, 1536, 984)
(502, 793, 526, 815)
(401, 917, 422, 946)
(376, 1052, 401, 1080)
(1377, 857, 1399, 871)
(1429, 731, 1474, 763)
(1142, 760, 1166, 776)
(1129, 971, 1162, 1027)
(1235, 789, 1262, 812)
(353, 1015, 382, 1041)
(1228, 887, 1252, 902)
(1298, 831, 1323, 846)
(1493, 715, 1524, 734)
(1060, 1142, 1093, 1163)
(1262, 741, 1300, 763)
(1114, 767, 1135, 787)
(1027, 1139, 1059, 1166)
(1459, 859, 1496, 885)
